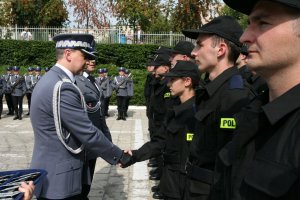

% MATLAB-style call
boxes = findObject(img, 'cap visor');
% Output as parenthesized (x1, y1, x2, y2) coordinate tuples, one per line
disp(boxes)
(81, 49, 97, 60)
(162, 72, 181, 77)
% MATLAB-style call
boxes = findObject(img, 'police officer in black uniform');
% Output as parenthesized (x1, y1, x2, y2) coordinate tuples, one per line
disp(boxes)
(210, 1, 300, 199)
(124, 61, 199, 200)
(181, 16, 256, 199)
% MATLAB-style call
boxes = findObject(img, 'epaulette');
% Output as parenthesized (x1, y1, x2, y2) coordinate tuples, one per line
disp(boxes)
(229, 74, 244, 89)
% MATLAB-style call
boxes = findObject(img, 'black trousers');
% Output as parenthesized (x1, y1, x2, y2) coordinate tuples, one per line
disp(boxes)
(12, 95, 24, 116)
(101, 97, 110, 115)
(26, 93, 32, 113)
(5, 93, 14, 113)
(116, 96, 127, 113)
(81, 158, 97, 199)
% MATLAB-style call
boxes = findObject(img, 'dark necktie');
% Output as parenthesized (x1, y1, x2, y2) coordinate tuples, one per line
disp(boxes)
(87, 75, 96, 84)
(87, 75, 98, 90)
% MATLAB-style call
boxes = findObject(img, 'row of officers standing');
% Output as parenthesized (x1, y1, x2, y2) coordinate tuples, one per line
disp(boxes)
(0, 65, 134, 121)
(0, 66, 45, 120)
(120, 14, 278, 200)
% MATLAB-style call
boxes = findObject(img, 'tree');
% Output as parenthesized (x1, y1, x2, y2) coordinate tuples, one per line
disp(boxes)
(171, 0, 222, 32)
(0, 0, 67, 26)
(39, 0, 68, 26)
(67, 0, 113, 29)
(219, 5, 248, 29)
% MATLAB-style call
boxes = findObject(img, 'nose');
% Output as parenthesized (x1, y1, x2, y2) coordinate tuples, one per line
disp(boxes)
(240, 26, 254, 45)
(191, 48, 197, 58)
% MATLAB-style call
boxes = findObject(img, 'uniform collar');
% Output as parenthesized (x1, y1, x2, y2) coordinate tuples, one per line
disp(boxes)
(174, 96, 196, 117)
(55, 63, 75, 82)
(205, 66, 239, 97)
(83, 71, 89, 78)
(262, 84, 300, 125)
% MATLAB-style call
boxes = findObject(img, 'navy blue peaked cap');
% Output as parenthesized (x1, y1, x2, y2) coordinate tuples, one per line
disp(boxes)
(53, 33, 98, 59)
(97, 68, 104, 73)
(6, 66, 12, 71)
(35, 66, 41, 71)
(12, 66, 20, 71)
(118, 67, 126, 72)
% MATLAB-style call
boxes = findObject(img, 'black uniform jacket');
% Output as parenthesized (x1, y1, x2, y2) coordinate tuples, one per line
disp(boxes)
(212, 83, 300, 200)
(239, 65, 268, 95)
(133, 96, 197, 166)
(189, 67, 255, 170)
(149, 77, 180, 124)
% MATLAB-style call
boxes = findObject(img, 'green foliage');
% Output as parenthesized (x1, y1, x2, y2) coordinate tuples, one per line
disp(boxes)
(220, 5, 248, 29)
(1, 0, 68, 27)
(0, 39, 159, 105)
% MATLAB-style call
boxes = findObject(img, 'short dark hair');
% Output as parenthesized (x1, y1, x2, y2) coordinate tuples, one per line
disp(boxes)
(210, 35, 240, 64)
(56, 49, 64, 60)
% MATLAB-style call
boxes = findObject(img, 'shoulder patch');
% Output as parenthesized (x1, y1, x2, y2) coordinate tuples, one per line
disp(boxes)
(229, 74, 244, 89)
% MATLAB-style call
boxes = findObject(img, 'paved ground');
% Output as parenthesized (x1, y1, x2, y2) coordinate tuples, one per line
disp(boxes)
(0, 105, 158, 200)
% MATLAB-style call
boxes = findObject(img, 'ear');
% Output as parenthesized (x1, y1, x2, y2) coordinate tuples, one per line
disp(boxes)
(217, 42, 227, 58)
(183, 55, 189, 61)
(64, 49, 72, 62)
(184, 77, 192, 87)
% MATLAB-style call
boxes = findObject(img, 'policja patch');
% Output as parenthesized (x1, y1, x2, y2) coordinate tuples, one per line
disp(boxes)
(220, 118, 236, 129)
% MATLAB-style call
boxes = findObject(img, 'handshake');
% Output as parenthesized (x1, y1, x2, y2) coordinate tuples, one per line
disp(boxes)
(118, 150, 135, 168)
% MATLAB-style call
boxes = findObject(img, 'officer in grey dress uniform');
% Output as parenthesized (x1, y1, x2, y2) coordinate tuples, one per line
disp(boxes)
(10, 66, 26, 120)
(75, 59, 113, 199)
(3, 67, 14, 115)
(112, 67, 128, 120)
(124, 69, 134, 117)
(0, 74, 4, 119)
(95, 68, 112, 117)
(24, 67, 35, 115)
(34, 66, 42, 82)
(30, 33, 131, 200)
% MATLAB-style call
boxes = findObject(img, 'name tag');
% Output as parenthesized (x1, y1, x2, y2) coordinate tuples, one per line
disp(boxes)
(164, 92, 171, 98)
(220, 118, 236, 129)
(186, 133, 194, 141)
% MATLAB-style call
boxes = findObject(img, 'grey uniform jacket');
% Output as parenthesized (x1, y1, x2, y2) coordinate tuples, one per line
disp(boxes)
(10, 75, 26, 96)
(0, 76, 4, 96)
(3, 74, 12, 94)
(126, 78, 134, 97)
(24, 74, 38, 93)
(30, 66, 122, 199)
(112, 75, 128, 97)
(75, 74, 112, 142)
(95, 76, 112, 98)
